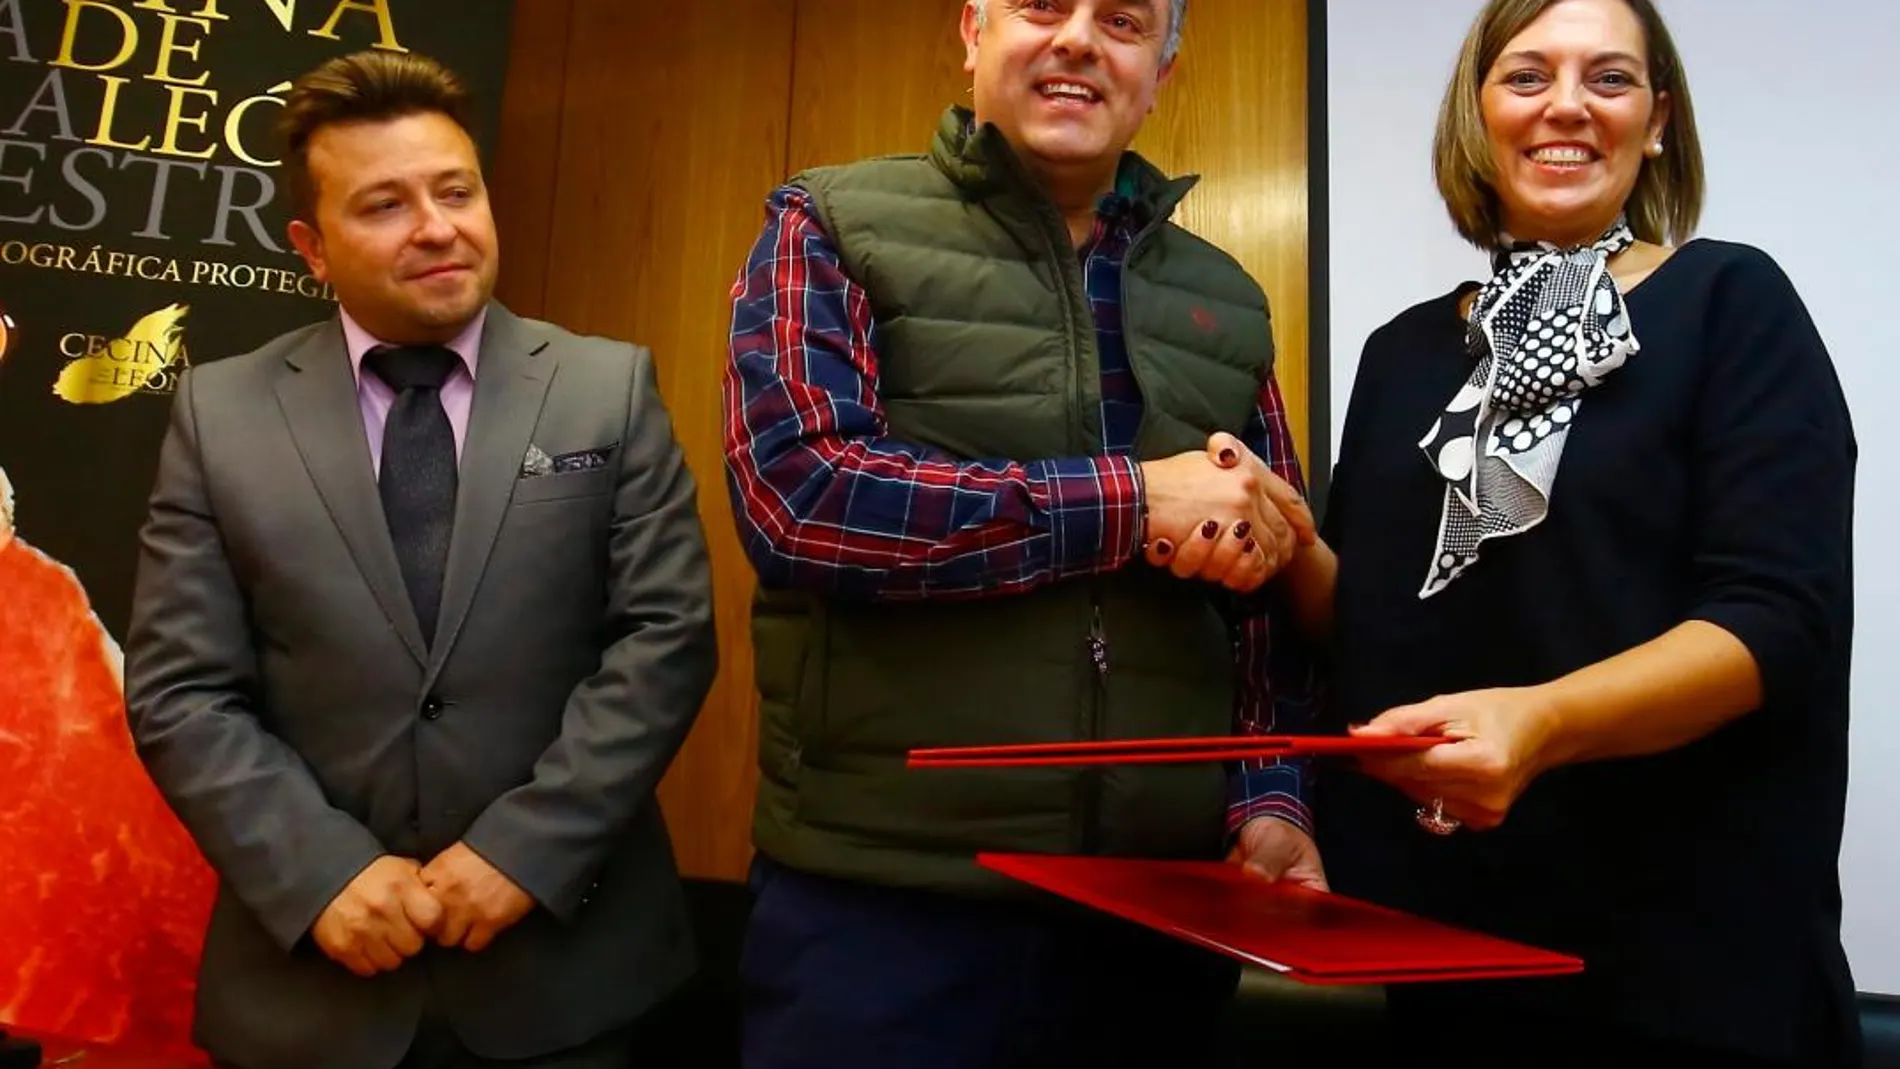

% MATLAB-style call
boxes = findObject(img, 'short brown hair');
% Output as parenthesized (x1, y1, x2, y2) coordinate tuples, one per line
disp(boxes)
(277, 50, 474, 222)
(1433, 0, 1704, 249)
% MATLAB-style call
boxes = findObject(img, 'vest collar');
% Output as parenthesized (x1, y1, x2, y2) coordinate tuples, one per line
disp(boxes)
(928, 106, 1198, 227)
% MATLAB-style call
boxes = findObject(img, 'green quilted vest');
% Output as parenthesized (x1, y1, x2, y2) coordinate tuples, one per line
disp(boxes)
(751, 106, 1278, 893)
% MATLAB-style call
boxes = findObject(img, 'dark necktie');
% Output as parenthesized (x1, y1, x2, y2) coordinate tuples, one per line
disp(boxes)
(364, 344, 460, 645)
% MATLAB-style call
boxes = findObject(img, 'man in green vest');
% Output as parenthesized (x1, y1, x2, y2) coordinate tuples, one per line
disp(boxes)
(722, 2, 1336, 1065)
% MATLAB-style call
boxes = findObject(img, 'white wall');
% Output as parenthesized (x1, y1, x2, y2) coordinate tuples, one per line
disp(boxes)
(1326, 0, 1900, 995)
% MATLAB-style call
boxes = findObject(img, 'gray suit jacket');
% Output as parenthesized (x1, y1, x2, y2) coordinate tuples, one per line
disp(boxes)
(124, 304, 717, 1069)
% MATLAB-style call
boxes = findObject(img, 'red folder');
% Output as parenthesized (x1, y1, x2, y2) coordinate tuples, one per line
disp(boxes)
(908, 734, 1444, 769)
(980, 853, 1583, 985)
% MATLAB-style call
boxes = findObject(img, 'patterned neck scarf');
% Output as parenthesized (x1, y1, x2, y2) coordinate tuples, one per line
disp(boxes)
(1416, 216, 1639, 598)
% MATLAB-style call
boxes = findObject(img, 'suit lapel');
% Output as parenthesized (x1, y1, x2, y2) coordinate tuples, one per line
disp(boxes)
(428, 304, 554, 678)
(273, 319, 429, 665)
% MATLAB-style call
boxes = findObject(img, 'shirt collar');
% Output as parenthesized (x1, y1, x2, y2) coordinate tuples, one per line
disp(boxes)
(341, 306, 486, 386)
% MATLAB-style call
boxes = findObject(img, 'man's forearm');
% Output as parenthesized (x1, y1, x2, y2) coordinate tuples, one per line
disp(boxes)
(733, 450, 1145, 601)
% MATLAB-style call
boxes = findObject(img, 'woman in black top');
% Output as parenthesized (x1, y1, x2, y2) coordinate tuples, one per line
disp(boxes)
(1281, 0, 1857, 1064)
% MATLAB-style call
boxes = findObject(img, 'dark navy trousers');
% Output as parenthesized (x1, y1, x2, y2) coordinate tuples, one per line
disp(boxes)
(741, 855, 1240, 1069)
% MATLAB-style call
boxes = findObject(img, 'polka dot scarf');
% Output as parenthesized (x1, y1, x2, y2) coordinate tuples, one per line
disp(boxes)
(1416, 216, 1638, 598)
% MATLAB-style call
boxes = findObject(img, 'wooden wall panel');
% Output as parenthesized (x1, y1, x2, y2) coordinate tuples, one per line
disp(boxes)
(1136, 0, 1311, 465)
(530, 0, 796, 881)
(786, 0, 971, 171)
(491, 0, 575, 319)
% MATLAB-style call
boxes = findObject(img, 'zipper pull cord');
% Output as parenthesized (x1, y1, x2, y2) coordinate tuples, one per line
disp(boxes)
(1088, 604, 1110, 679)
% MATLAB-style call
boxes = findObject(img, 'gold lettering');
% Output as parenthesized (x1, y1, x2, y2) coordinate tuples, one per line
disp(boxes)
(59, 333, 87, 358)
(139, 0, 227, 19)
(0, 241, 26, 264)
(208, 261, 230, 286)
(190, 259, 212, 284)
(54, 1, 139, 73)
(258, 0, 296, 31)
(105, 250, 128, 275)
(224, 82, 289, 167)
(160, 258, 182, 282)
(85, 334, 108, 358)
(309, 0, 404, 52)
(297, 273, 323, 298)
(87, 76, 152, 151)
(229, 263, 255, 287)
(54, 244, 76, 271)
(150, 14, 212, 87)
(156, 85, 218, 159)
(80, 245, 103, 273)
(136, 255, 163, 279)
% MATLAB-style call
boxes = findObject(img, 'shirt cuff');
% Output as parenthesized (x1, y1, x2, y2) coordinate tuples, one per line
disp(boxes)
(1226, 761, 1313, 840)
(1032, 455, 1145, 578)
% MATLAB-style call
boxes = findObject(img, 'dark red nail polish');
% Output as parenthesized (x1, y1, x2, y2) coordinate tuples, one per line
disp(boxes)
(1232, 520, 1252, 540)
(1243, 538, 1257, 554)
(1218, 448, 1238, 466)
(1201, 520, 1219, 539)
(1153, 540, 1174, 557)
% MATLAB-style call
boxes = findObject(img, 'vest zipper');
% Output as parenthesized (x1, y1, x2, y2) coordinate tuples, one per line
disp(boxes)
(1021, 197, 1111, 856)
(1078, 216, 1168, 856)
(1087, 602, 1111, 679)
(1082, 595, 1109, 855)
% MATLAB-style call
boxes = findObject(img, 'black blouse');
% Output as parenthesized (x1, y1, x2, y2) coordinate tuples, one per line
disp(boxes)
(1316, 239, 1858, 1060)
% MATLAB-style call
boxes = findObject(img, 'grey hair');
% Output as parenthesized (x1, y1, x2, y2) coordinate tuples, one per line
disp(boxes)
(968, 0, 1189, 64)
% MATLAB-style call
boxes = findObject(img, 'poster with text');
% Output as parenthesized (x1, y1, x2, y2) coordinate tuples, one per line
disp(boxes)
(0, 0, 515, 1053)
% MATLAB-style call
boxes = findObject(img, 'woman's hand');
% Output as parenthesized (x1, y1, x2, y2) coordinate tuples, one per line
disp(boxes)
(1350, 687, 1561, 831)
(1140, 432, 1315, 591)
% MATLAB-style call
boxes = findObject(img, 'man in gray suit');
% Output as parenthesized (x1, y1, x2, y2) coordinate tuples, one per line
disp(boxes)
(124, 51, 716, 1069)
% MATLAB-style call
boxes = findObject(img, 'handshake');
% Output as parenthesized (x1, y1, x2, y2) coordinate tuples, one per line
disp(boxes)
(1137, 431, 1318, 594)
(309, 843, 536, 978)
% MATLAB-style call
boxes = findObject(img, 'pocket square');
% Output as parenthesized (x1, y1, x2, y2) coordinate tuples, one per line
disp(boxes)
(521, 443, 616, 478)
(521, 444, 555, 478)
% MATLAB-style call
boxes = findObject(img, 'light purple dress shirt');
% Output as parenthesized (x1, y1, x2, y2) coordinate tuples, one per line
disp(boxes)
(341, 308, 487, 475)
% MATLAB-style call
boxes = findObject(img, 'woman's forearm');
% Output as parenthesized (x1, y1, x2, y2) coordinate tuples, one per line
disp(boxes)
(1531, 620, 1764, 770)
(1276, 538, 1338, 641)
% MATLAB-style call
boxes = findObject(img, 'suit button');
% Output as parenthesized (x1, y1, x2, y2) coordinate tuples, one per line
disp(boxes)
(421, 697, 444, 720)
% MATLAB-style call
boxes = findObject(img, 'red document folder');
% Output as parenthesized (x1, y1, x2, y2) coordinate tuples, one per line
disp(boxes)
(979, 853, 1584, 985)
(908, 734, 1445, 769)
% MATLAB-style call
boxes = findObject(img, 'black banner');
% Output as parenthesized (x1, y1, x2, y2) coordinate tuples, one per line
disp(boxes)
(0, 0, 516, 638)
